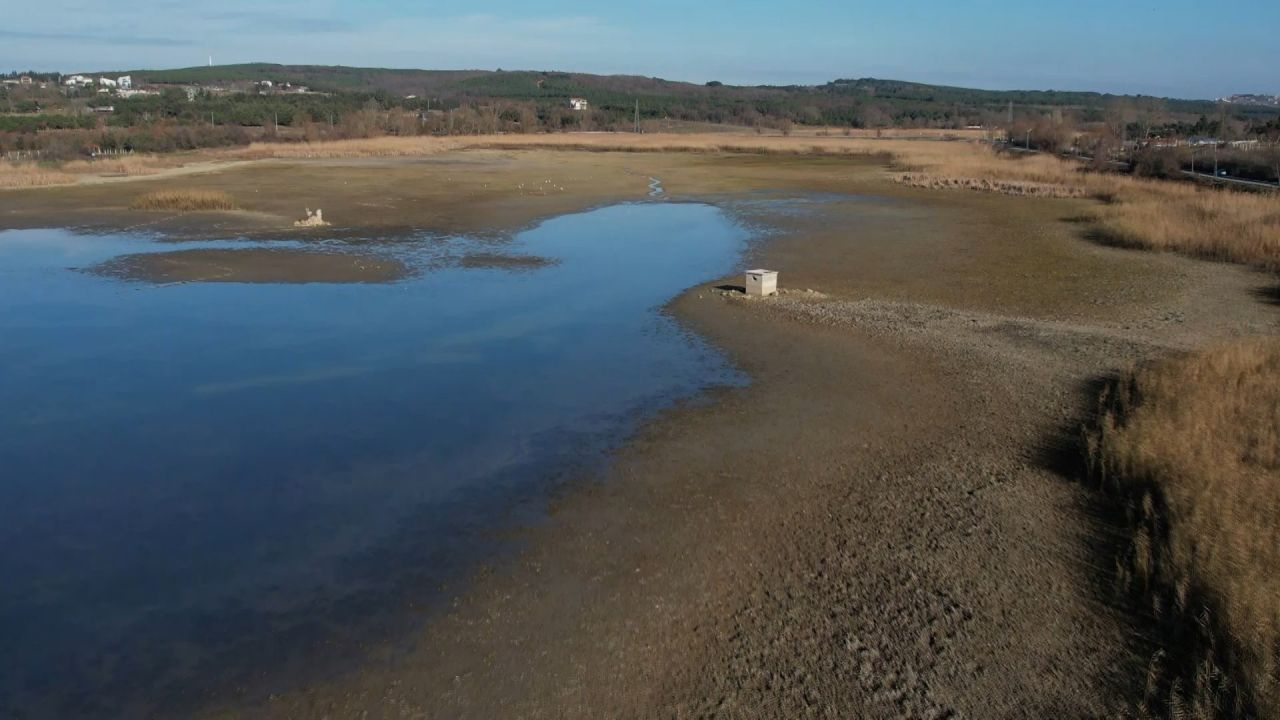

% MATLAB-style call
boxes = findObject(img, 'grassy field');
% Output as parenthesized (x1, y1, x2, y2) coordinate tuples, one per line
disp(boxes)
(1089, 340, 1280, 719)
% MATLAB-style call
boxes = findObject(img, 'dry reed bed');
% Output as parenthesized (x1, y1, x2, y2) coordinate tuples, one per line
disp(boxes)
(61, 155, 182, 176)
(129, 189, 238, 212)
(1090, 187, 1280, 269)
(892, 172, 1088, 198)
(0, 154, 183, 189)
(0, 163, 75, 188)
(1088, 339, 1280, 718)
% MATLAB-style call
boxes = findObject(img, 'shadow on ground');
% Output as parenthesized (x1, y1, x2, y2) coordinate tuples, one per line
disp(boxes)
(1030, 372, 1153, 714)
(1252, 281, 1280, 307)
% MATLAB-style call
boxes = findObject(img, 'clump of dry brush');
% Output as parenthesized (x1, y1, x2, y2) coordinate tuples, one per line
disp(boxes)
(892, 172, 1089, 198)
(1086, 339, 1280, 719)
(129, 189, 238, 212)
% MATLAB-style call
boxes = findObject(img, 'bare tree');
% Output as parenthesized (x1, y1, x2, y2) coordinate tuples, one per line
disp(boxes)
(1104, 98, 1131, 149)
(1133, 96, 1167, 142)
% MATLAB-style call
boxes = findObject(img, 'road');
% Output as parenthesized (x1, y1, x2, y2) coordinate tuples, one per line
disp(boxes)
(1182, 169, 1280, 190)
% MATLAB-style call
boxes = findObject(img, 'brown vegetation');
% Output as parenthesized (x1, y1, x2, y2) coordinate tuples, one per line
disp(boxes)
(129, 189, 238, 212)
(872, 141, 1280, 269)
(62, 155, 182, 177)
(892, 172, 1087, 198)
(0, 163, 75, 188)
(1090, 187, 1280, 269)
(1088, 339, 1280, 718)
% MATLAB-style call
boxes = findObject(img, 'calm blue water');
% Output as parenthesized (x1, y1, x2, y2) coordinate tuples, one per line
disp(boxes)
(0, 202, 749, 718)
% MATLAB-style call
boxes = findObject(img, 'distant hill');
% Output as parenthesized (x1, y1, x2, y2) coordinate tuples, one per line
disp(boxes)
(75, 63, 1279, 132)
(100, 63, 1263, 113)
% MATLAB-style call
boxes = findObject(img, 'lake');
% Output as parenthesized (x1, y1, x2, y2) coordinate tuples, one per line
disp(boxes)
(0, 201, 751, 717)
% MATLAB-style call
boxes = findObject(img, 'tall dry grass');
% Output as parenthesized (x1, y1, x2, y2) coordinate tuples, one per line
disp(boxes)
(61, 155, 181, 176)
(1090, 186, 1280, 269)
(129, 189, 238, 211)
(1087, 339, 1280, 718)
(1, 154, 184, 189)
(0, 162, 75, 188)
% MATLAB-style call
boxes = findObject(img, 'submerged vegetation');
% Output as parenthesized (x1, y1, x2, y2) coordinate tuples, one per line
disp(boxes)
(129, 189, 238, 211)
(1087, 340, 1280, 719)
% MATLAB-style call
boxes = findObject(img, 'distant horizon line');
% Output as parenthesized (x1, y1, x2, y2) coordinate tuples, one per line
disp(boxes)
(6, 61, 1272, 103)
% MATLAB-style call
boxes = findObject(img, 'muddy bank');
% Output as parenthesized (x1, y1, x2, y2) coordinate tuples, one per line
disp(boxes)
(456, 252, 557, 271)
(188, 152, 1277, 718)
(0, 150, 885, 241)
(91, 247, 410, 284)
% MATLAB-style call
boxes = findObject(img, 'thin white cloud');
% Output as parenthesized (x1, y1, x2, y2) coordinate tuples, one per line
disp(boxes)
(0, 29, 194, 47)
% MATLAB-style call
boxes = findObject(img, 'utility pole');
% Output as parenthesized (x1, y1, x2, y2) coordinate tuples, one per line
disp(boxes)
(1025, 128, 1031, 150)
(1214, 143, 1219, 177)
(634, 99, 640, 134)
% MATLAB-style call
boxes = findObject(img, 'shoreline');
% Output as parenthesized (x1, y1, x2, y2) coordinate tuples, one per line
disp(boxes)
(207, 154, 1276, 717)
(3, 149, 1276, 717)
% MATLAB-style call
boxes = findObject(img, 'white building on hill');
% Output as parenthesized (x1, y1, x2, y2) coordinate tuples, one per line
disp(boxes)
(569, 97, 589, 111)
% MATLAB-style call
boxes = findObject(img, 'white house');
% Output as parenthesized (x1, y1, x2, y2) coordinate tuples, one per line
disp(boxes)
(569, 97, 589, 111)
(64, 74, 93, 87)
(97, 77, 117, 88)
(117, 76, 132, 90)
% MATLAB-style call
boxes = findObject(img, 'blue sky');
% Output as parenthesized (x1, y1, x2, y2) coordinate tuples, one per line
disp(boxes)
(2, 1, 1276, 98)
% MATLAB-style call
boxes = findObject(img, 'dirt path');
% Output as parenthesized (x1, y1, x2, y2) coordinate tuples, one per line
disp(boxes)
(185, 158, 1275, 719)
(69, 159, 266, 186)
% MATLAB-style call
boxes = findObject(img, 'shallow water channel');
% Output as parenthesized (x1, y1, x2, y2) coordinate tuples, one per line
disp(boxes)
(0, 202, 751, 716)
